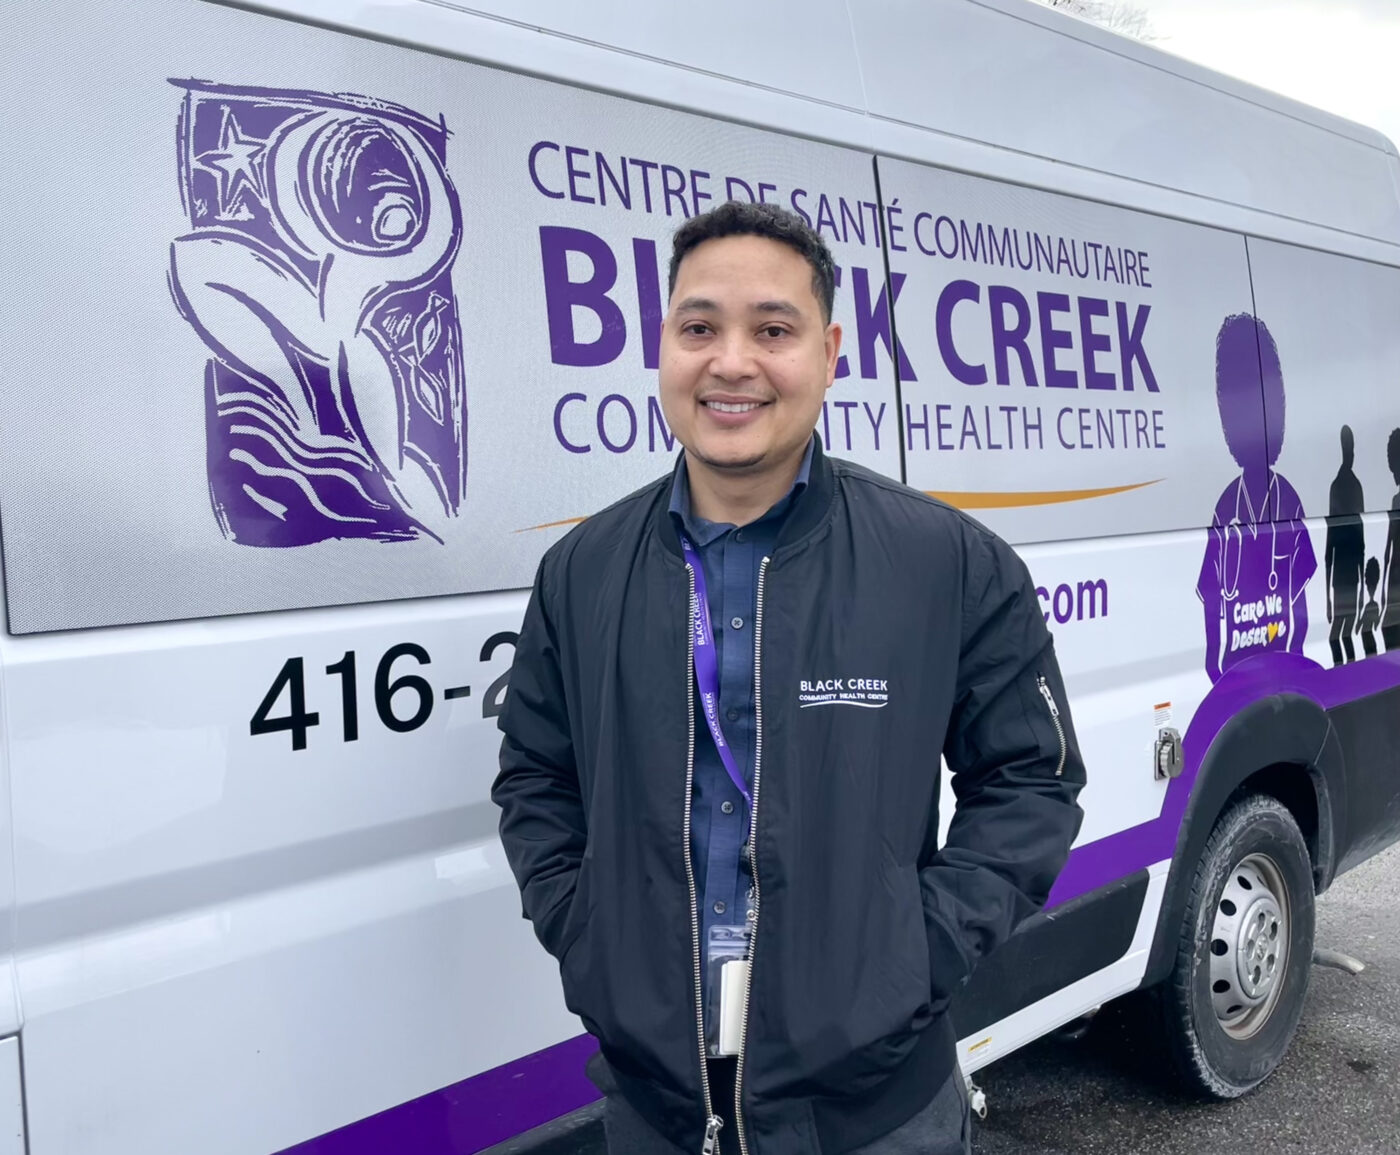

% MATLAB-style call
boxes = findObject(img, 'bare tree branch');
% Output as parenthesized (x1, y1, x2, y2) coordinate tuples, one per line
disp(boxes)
(1042, 0, 1158, 41)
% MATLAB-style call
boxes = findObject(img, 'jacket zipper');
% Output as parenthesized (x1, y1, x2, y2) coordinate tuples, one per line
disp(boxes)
(732, 555, 771, 1155)
(683, 567, 725, 1154)
(1037, 675, 1067, 777)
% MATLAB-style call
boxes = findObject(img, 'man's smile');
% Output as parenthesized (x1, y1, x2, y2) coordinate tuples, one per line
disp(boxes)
(702, 399, 766, 414)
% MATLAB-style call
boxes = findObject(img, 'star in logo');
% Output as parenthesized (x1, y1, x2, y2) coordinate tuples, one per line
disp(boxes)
(196, 110, 266, 218)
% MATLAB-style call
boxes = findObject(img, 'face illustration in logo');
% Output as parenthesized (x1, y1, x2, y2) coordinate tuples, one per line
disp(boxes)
(1196, 314, 1316, 683)
(168, 82, 465, 546)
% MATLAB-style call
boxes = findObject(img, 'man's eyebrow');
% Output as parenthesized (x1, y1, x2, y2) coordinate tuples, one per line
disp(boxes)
(751, 300, 802, 318)
(671, 296, 719, 314)
(670, 297, 806, 319)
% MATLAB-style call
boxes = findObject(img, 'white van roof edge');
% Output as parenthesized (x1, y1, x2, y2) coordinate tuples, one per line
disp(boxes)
(973, 0, 1397, 154)
(208, 0, 1400, 263)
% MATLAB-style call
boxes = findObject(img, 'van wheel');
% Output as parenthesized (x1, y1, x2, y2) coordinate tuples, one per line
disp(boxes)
(1151, 793, 1315, 1098)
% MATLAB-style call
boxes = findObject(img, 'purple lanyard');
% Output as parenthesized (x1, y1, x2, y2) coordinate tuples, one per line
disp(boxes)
(680, 536, 753, 811)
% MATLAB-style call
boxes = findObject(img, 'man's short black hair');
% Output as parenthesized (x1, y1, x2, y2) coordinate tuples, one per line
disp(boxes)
(668, 201, 837, 323)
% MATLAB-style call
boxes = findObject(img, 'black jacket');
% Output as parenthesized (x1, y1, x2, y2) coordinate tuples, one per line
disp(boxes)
(494, 442, 1086, 1154)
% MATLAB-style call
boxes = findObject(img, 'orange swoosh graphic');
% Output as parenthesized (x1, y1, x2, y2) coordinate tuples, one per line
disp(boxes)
(515, 516, 588, 533)
(518, 480, 1161, 530)
(926, 480, 1161, 509)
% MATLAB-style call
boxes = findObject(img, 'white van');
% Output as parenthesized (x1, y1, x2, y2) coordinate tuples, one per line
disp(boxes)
(2, 0, 1399, 1152)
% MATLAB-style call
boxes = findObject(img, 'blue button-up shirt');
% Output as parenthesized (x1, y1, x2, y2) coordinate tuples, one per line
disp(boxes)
(669, 439, 813, 1036)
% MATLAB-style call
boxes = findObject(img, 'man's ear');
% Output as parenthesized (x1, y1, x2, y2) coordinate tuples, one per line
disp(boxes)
(824, 322, 843, 387)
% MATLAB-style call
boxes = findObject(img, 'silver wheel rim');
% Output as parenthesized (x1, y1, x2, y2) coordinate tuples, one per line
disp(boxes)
(1208, 853, 1290, 1039)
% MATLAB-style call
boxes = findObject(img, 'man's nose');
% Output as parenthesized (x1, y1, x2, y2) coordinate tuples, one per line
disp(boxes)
(708, 332, 759, 381)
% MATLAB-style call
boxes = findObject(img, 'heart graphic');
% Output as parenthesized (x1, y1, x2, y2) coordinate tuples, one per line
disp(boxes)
(1268, 622, 1279, 643)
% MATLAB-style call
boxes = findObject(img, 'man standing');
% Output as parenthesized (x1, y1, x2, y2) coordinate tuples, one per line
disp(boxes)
(494, 202, 1085, 1154)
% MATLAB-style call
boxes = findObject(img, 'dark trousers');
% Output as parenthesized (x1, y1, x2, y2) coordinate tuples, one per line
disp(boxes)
(603, 1061, 971, 1154)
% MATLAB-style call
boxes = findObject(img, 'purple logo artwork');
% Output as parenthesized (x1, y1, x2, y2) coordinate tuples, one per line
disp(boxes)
(1197, 314, 1316, 682)
(168, 81, 466, 546)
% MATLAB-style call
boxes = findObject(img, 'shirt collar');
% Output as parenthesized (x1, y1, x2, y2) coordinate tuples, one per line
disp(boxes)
(668, 436, 815, 546)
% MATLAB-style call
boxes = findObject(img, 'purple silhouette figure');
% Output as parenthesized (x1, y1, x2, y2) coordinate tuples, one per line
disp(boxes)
(1197, 315, 1316, 683)
(168, 82, 466, 546)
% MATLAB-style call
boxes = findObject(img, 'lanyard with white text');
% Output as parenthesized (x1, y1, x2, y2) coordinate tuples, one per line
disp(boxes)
(680, 536, 753, 816)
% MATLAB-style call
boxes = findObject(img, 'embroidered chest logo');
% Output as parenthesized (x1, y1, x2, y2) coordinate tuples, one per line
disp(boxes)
(798, 677, 890, 709)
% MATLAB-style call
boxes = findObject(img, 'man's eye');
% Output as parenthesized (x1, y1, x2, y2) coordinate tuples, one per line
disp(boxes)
(683, 322, 711, 336)
(761, 326, 787, 339)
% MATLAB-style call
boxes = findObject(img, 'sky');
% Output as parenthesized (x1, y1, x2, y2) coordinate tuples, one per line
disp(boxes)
(1132, 0, 1400, 149)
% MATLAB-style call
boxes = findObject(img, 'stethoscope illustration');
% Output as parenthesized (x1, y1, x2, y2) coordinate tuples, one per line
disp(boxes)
(1220, 472, 1286, 602)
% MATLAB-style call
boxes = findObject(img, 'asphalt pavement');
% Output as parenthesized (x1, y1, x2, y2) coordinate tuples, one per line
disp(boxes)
(493, 840, 1400, 1155)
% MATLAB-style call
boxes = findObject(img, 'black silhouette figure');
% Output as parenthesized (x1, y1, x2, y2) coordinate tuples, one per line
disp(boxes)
(1360, 557, 1381, 659)
(1385, 429, 1400, 653)
(1326, 425, 1366, 665)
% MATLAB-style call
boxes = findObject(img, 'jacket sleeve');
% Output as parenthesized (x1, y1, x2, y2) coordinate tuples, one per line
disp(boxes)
(921, 523, 1087, 1009)
(492, 556, 586, 962)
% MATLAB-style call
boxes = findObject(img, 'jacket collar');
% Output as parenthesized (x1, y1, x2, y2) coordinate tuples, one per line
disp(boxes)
(652, 435, 835, 560)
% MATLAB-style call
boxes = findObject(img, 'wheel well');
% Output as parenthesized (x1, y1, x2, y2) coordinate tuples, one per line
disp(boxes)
(1233, 763, 1320, 888)
(1143, 695, 1338, 990)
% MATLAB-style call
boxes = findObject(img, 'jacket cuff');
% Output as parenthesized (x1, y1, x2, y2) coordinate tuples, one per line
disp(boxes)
(926, 910, 973, 1007)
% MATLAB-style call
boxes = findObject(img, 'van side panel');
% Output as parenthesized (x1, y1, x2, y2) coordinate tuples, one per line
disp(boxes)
(879, 155, 1400, 1055)
(1242, 239, 1400, 869)
(7, 598, 580, 1155)
(0, 0, 898, 638)
(853, 0, 1400, 244)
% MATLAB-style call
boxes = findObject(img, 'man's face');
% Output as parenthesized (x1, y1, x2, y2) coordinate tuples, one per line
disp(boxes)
(659, 234, 840, 480)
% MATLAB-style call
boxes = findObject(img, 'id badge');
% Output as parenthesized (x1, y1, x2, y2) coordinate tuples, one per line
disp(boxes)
(718, 960, 751, 1056)
(706, 924, 750, 1056)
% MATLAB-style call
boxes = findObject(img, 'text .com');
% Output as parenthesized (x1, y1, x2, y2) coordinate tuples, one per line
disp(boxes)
(1036, 578, 1109, 625)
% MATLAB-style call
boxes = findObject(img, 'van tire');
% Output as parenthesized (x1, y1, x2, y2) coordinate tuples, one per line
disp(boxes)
(1150, 793, 1315, 1098)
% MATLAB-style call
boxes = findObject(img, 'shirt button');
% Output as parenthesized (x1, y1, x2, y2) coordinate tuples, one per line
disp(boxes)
(713, 901, 727, 915)
(730, 616, 744, 630)
(734, 531, 745, 542)
(726, 708, 740, 722)
(721, 800, 734, 815)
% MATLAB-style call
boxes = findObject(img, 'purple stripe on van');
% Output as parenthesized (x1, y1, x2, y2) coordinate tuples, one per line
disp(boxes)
(275, 1033, 599, 1155)
(1048, 650, 1400, 907)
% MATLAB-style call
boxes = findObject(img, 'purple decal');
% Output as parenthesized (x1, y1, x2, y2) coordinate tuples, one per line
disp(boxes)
(275, 1034, 599, 1155)
(851, 266, 916, 381)
(168, 81, 466, 546)
(1048, 649, 1400, 907)
(539, 225, 626, 368)
(1197, 315, 1315, 683)
(936, 280, 986, 385)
